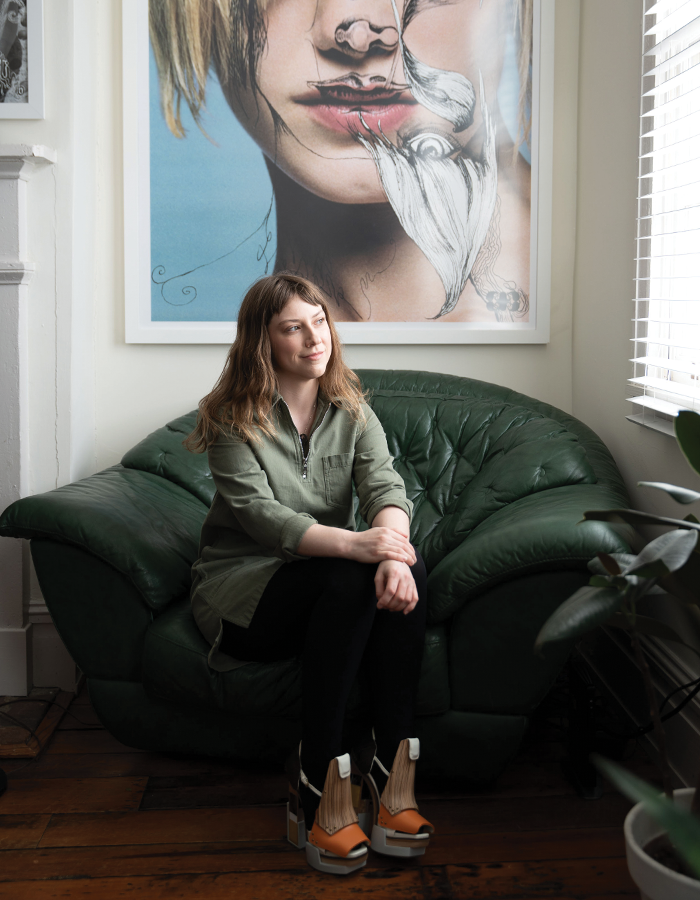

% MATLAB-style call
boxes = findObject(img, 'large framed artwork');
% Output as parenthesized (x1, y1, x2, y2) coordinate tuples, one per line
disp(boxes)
(0, 0, 44, 119)
(123, 0, 553, 344)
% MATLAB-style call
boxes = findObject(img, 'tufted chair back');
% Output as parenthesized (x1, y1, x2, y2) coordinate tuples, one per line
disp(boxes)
(366, 392, 595, 571)
(121, 370, 610, 575)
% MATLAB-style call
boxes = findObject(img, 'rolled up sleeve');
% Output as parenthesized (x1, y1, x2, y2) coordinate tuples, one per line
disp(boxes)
(353, 407, 413, 526)
(208, 440, 317, 561)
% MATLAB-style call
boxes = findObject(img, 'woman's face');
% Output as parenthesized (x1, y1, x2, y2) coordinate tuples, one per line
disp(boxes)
(267, 296, 332, 383)
(220, 0, 507, 204)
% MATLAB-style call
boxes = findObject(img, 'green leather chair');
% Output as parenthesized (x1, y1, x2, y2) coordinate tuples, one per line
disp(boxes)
(0, 371, 629, 784)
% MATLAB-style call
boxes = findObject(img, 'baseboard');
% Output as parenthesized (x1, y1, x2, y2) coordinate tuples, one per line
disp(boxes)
(580, 627, 700, 789)
(0, 624, 30, 695)
(31, 622, 79, 693)
(28, 588, 79, 692)
(27, 598, 53, 625)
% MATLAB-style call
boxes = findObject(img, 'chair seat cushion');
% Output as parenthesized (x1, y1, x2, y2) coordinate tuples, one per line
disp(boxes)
(142, 600, 450, 718)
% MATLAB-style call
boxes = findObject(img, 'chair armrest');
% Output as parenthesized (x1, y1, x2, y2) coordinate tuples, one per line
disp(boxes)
(0, 466, 208, 613)
(426, 484, 633, 624)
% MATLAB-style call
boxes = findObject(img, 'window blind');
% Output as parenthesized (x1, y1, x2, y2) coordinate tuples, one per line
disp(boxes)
(628, 0, 700, 436)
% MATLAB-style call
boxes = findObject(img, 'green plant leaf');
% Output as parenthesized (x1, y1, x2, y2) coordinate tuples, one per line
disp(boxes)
(676, 411, 700, 479)
(588, 553, 637, 576)
(534, 587, 623, 654)
(606, 612, 688, 645)
(589, 575, 612, 588)
(598, 552, 621, 575)
(584, 509, 700, 532)
(639, 482, 700, 504)
(643, 584, 667, 595)
(594, 756, 700, 879)
(685, 513, 700, 525)
(623, 529, 698, 577)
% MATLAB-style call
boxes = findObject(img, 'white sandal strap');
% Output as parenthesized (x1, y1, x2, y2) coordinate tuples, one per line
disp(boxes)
(369, 732, 420, 776)
(299, 744, 352, 797)
(298, 742, 323, 798)
(374, 755, 391, 778)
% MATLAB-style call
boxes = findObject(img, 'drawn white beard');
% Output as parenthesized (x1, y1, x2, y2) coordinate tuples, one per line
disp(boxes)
(355, 73, 498, 319)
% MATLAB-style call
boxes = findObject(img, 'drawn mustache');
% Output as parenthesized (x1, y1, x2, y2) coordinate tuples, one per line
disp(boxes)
(355, 73, 497, 318)
(308, 73, 409, 93)
(390, 0, 476, 132)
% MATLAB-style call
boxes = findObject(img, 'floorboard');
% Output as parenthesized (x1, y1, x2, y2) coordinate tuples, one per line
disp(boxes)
(0, 815, 51, 850)
(6, 752, 246, 780)
(0, 777, 148, 815)
(0, 829, 629, 881)
(0, 682, 649, 898)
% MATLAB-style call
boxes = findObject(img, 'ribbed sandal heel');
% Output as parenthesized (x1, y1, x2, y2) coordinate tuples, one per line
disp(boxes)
(350, 769, 376, 836)
(353, 734, 434, 859)
(286, 783, 307, 849)
(287, 746, 370, 875)
(372, 738, 434, 858)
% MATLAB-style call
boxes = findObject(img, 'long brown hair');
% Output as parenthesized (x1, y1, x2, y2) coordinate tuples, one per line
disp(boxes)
(186, 274, 366, 451)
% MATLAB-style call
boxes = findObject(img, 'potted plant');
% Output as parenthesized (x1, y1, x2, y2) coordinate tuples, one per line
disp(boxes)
(536, 410, 700, 899)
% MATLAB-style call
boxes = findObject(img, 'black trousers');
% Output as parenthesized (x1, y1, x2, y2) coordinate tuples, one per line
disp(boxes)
(220, 552, 428, 788)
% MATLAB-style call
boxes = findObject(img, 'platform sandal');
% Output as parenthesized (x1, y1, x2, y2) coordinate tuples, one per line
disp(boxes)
(352, 733, 434, 858)
(287, 745, 370, 875)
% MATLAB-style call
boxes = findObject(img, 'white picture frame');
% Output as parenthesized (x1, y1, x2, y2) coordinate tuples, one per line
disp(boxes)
(123, 0, 553, 345)
(0, 0, 44, 119)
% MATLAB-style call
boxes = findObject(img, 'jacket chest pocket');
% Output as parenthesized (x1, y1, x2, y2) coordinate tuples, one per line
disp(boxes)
(322, 453, 353, 509)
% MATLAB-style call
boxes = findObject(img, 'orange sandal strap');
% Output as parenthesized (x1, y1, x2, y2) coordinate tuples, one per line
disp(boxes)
(377, 804, 435, 835)
(309, 822, 369, 857)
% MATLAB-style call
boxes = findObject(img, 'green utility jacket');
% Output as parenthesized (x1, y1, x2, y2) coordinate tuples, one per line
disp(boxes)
(191, 394, 413, 671)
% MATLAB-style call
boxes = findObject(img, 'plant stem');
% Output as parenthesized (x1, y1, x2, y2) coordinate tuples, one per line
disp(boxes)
(630, 629, 674, 798)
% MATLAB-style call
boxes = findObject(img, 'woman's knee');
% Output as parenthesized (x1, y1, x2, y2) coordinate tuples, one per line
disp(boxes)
(315, 557, 378, 608)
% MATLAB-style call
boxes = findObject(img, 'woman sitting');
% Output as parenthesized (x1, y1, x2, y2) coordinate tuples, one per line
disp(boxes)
(187, 273, 433, 875)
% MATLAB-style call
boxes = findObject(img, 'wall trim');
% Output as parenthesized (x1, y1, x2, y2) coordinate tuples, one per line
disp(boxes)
(0, 145, 57, 180)
(0, 144, 56, 696)
(0, 261, 35, 284)
(28, 598, 52, 626)
(0, 624, 31, 696)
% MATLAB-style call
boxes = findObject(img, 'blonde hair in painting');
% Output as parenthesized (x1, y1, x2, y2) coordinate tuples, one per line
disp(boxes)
(149, 0, 534, 152)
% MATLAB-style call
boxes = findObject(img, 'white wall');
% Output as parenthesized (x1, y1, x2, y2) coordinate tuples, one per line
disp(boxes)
(3, 0, 582, 480)
(573, 0, 700, 710)
(4, 0, 698, 692)
(572, 0, 698, 517)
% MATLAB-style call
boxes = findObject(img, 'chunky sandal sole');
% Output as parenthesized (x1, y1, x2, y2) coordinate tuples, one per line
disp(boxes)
(352, 738, 434, 859)
(287, 755, 370, 874)
(371, 823, 430, 858)
(305, 842, 367, 874)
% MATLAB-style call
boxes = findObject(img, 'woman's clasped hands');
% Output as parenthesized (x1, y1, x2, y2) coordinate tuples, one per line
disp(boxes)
(374, 559, 419, 615)
(347, 527, 419, 615)
(348, 526, 415, 567)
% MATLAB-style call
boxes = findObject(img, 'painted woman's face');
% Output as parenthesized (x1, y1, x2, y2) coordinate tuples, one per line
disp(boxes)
(219, 0, 507, 206)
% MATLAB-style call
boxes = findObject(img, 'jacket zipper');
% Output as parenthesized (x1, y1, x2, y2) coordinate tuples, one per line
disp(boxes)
(301, 402, 331, 480)
(279, 398, 331, 481)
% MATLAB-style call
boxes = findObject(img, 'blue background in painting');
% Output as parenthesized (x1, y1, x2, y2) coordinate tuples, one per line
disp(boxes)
(149, 48, 276, 322)
(149, 37, 527, 323)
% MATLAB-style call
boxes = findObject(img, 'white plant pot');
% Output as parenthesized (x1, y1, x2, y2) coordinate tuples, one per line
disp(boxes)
(624, 787, 700, 900)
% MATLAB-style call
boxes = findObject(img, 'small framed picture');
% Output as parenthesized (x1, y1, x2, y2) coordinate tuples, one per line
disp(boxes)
(0, 0, 44, 119)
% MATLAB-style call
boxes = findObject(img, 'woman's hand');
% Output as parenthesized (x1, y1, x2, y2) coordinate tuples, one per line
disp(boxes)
(347, 528, 416, 566)
(375, 560, 419, 614)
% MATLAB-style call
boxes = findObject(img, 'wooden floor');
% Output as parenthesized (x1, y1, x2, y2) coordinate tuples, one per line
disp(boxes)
(0, 684, 652, 899)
